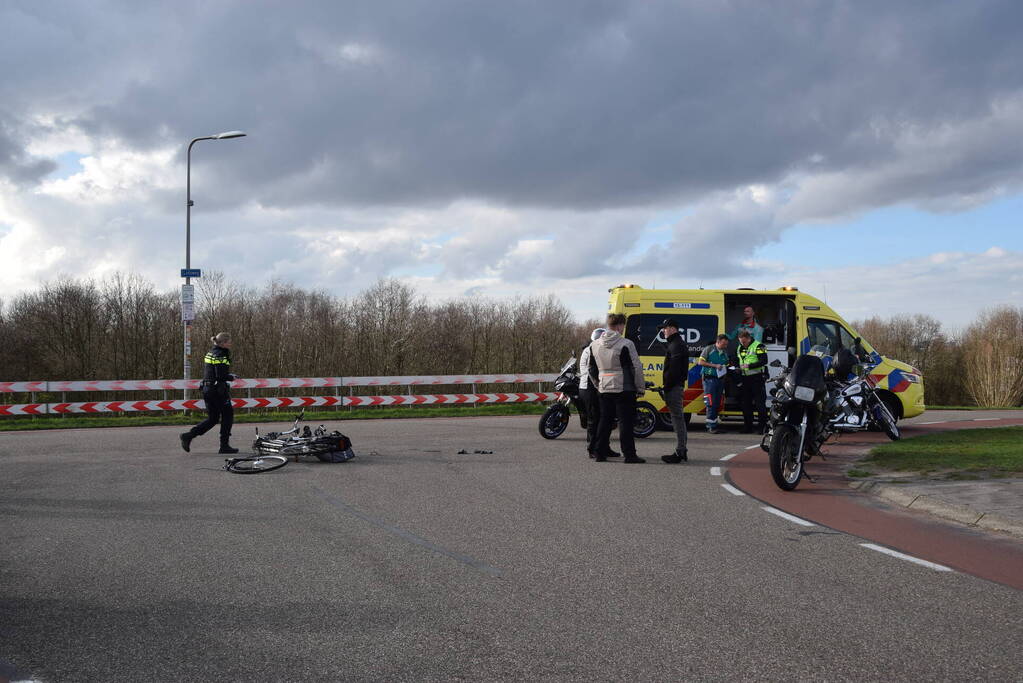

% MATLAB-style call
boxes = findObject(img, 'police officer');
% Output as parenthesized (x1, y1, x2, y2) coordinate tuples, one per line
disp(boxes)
(736, 329, 768, 433)
(180, 332, 239, 454)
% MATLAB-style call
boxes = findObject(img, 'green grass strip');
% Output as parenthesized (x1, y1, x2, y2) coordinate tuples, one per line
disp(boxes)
(865, 426, 1023, 475)
(0, 403, 548, 431)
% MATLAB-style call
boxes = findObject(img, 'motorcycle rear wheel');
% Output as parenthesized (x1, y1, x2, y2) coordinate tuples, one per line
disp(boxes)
(539, 404, 570, 439)
(634, 402, 658, 439)
(768, 423, 803, 491)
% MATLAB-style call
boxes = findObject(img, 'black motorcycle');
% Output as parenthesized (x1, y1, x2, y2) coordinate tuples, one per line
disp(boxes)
(763, 346, 900, 490)
(539, 355, 658, 440)
(538, 355, 588, 439)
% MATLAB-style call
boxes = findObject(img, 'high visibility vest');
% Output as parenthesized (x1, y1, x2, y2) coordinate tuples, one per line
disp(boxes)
(737, 340, 766, 376)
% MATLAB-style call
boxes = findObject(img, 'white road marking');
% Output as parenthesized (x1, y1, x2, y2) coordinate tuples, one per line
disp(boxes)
(917, 421, 946, 425)
(721, 483, 745, 496)
(973, 418, 1000, 421)
(710, 467, 721, 476)
(719, 453, 738, 461)
(744, 445, 759, 450)
(860, 543, 953, 572)
(761, 506, 815, 527)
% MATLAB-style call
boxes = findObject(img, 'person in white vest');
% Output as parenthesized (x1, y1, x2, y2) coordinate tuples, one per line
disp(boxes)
(590, 313, 646, 464)
(579, 327, 618, 458)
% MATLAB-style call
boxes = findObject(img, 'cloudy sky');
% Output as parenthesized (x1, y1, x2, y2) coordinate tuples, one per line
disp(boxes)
(1, 0, 1020, 329)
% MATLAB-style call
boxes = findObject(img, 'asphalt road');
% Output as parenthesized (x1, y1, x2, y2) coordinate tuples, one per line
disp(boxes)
(1, 412, 1021, 681)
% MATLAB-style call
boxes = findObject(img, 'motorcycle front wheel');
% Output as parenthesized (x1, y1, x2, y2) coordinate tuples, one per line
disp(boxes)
(539, 404, 570, 439)
(873, 401, 901, 441)
(768, 423, 803, 491)
(634, 402, 658, 438)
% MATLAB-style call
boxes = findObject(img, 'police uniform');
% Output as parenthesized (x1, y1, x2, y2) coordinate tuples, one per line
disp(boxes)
(180, 343, 237, 453)
(737, 338, 768, 433)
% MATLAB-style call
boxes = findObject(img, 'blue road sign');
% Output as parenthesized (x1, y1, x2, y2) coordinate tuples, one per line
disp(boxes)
(180, 268, 201, 278)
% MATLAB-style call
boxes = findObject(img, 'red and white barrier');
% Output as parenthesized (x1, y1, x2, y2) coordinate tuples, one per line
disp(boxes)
(0, 374, 557, 393)
(0, 392, 560, 416)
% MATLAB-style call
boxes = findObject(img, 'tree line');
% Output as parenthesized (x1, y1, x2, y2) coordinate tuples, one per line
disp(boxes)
(0, 273, 589, 402)
(1, 272, 1020, 408)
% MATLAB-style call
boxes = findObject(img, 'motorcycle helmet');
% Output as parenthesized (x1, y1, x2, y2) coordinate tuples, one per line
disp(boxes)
(590, 327, 606, 341)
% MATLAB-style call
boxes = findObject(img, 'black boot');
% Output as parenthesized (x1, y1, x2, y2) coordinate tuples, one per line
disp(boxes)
(661, 449, 687, 464)
(179, 432, 193, 453)
(218, 437, 239, 455)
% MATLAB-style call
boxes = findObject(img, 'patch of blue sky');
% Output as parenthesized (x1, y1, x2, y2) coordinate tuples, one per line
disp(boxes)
(47, 151, 86, 180)
(755, 195, 1023, 268)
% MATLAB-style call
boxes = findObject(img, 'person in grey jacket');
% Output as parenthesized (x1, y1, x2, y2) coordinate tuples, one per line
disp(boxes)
(590, 313, 646, 463)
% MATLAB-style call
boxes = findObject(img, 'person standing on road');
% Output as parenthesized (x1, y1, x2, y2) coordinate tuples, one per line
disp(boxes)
(659, 319, 688, 464)
(579, 327, 611, 458)
(591, 314, 646, 464)
(698, 334, 730, 434)
(180, 332, 239, 454)
(736, 330, 768, 434)
(728, 305, 764, 343)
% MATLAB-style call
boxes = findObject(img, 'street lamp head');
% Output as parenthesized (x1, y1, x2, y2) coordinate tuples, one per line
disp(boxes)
(215, 130, 247, 139)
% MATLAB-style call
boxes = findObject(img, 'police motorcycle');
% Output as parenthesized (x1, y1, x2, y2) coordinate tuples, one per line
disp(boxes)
(824, 348, 901, 442)
(539, 354, 657, 440)
(761, 346, 899, 491)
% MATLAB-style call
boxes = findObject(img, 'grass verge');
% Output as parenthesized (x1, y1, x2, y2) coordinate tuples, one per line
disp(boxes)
(0, 403, 548, 431)
(864, 426, 1023, 477)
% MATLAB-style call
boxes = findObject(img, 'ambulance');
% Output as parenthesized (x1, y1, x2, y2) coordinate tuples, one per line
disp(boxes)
(606, 284, 925, 427)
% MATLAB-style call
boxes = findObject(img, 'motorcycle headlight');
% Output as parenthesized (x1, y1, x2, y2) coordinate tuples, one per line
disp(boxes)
(794, 385, 816, 402)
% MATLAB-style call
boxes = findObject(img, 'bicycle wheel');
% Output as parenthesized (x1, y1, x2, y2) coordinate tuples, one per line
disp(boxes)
(225, 454, 288, 474)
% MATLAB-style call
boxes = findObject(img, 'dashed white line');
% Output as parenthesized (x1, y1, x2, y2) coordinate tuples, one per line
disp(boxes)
(719, 453, 738, 461)
(721, 483, 745, 496)
(744, 445, 759, 450)
(973, 418, 1000, 421)
(710, 467, 722, 476)
(860, 543, 953, 572)
(761, 506, 815, 527)
(917, 421, 946, 425)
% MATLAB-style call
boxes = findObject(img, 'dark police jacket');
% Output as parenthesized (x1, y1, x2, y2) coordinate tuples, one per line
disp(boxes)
(662, 331, 687, 391)
(202, 345, 233, 383)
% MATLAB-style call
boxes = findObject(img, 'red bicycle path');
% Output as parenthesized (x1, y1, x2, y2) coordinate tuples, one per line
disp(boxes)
(724, 416, 1023, 590)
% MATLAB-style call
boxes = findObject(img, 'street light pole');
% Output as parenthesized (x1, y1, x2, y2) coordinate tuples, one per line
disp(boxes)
(183, 131, 246, 401)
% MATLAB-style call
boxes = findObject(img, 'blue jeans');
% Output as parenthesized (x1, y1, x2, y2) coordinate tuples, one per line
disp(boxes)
(703, 376, 723, 429)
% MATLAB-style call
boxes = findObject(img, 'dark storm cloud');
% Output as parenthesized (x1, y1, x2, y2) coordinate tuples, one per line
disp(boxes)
(0, 114, 55, 185)
(7, 0, 1023, 211)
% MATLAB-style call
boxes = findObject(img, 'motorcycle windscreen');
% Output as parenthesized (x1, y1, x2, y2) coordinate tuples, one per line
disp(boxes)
(789, 354, 826, 396)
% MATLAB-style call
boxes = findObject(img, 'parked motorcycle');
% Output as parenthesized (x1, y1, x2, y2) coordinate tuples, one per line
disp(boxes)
(538, 355, 588, 439)
(761, 346, 899, 491)
(539, 355, 658, 440)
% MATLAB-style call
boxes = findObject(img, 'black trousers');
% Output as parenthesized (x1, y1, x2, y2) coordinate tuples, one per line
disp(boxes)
(596, 391, 636, 458)
(579, 386, 601, 454)
(739, 373, 767, 430)
(190, 383, 234, 441)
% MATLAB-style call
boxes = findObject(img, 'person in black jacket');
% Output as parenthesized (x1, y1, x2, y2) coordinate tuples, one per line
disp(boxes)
(658, 319, 688, 463)
(180, 332, 239, 454)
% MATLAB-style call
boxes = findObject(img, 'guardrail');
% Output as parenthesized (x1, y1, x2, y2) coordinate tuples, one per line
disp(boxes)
(0, 374, 559, 416)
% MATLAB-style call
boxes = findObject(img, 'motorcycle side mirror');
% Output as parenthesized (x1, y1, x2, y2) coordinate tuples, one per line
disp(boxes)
(770, 359, 782, 367)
